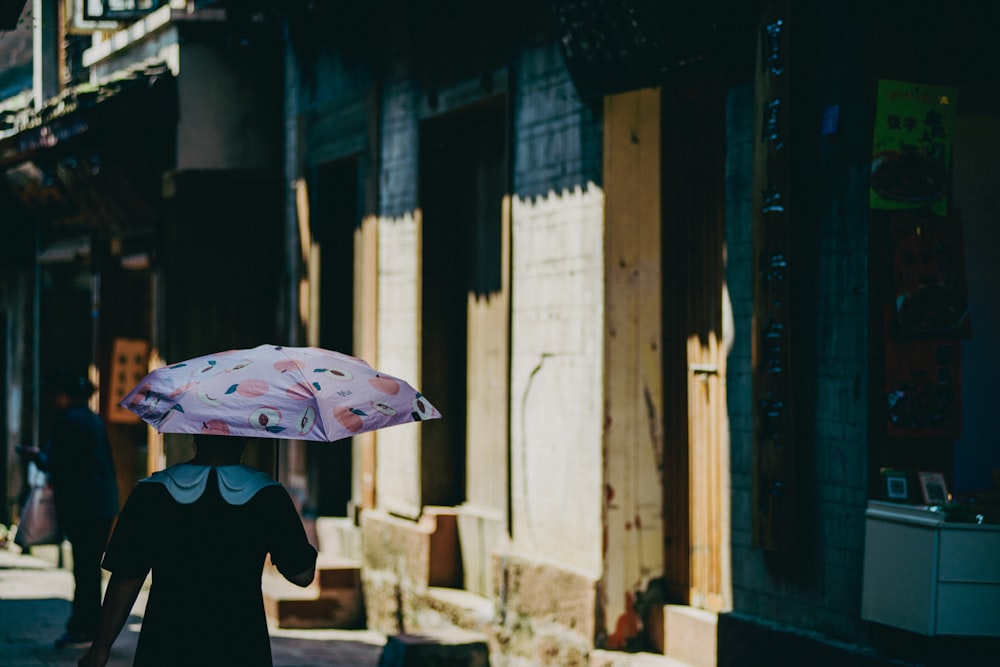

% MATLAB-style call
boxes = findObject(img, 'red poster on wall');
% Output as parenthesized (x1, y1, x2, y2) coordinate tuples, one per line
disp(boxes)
(885, 311, 961, 439)
(888, 209, 971, 338)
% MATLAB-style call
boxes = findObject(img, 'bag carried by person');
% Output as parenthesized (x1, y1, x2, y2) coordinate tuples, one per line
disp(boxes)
(14, 464, 60, 549)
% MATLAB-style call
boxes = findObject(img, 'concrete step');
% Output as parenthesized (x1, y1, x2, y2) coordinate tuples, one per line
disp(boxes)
(592, 605, 716, 667)
(378, 628, 490, 667)
(590, 651, 693, 667)
(315, 555, 362, 595)
(262, 556, 364, 629)
(662, 605, 717, 667)
(315, 516, 364, 561)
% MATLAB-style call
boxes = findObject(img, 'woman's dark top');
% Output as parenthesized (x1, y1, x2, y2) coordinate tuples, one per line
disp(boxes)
(43, 404, 119, 535)
(102, 465, 317, 667)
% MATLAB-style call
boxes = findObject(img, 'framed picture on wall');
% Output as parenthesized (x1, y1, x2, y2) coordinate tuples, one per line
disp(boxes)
(918, 471, 949, 505)
(880, 468, 910, 502)
(108, 338, 150, 424)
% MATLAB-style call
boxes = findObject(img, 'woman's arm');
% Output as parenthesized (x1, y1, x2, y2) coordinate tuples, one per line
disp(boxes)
(265, 487, 318, 587)
(15, 445, 48, 470)
(287, 564, 316, 587)
(77, 572, 146, 667)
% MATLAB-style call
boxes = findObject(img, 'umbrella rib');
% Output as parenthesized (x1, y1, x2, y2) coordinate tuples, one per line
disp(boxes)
(276, 345, 333, 441)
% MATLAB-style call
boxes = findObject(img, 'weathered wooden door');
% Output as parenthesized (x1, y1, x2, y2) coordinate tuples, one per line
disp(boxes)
(663, 74, 731, 612)
(603, 87, 666, 645)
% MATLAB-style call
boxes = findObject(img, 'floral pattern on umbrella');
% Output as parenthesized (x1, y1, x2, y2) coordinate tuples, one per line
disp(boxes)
(120, 344, 440, 442)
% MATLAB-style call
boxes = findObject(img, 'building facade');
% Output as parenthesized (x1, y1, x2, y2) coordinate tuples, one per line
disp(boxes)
(2, 1, 998, 665)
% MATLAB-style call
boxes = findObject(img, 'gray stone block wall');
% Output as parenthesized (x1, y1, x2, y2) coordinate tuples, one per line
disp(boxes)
(725, 71, 874, 642)
(297, 37, 600, 244)
(725, 82, 755, 458)
(512, 42, 601, 200)
(379, 77, 420, 219)
(724, 81, 757, 603)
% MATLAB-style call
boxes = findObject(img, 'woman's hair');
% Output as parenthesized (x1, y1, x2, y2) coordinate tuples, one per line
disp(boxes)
(45, 368, 95, 400)
(193, 433, 249, 451)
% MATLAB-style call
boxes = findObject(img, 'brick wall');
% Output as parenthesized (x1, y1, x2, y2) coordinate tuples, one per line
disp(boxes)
(512, 42, 601, 199)
(725, 74, 873, 644)
(725, 81, 756, 618)
(507, 42, 605, 576)
(379, 76, 420, 218)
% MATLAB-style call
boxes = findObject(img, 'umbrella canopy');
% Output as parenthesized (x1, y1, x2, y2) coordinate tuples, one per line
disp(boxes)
(119, 344, 440, 442)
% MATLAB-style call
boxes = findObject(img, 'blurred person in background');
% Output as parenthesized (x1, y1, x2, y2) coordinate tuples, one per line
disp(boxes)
(19, 368, 119, 649)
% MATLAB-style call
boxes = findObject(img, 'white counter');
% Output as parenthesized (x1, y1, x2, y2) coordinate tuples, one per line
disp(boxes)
(861, 500, 1000, 637)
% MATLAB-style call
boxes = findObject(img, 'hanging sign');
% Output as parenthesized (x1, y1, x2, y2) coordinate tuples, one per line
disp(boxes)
(108, 337, 149, 424)
(752, 0, 795, 553)
(870, 79, 957, 217)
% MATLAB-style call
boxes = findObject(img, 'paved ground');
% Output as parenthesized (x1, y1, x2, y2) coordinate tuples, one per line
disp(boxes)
(0, 544, 387, 667)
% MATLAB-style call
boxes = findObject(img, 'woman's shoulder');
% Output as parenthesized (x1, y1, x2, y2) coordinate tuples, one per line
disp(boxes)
(60, 404, 103, 426)
(215, 465, 282, 505)
(138, 463, 282, 505)
(119, 473, 172, 512)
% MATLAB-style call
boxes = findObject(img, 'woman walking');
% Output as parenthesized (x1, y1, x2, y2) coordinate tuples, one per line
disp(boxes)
(78, 434, 317, 666)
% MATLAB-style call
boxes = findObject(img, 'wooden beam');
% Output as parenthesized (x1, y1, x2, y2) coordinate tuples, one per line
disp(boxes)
(751, 0, 797, 553)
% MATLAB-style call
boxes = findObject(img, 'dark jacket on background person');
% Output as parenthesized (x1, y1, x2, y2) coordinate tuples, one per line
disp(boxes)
(29, 375, 120, 647)
(40, 403, 120, 536)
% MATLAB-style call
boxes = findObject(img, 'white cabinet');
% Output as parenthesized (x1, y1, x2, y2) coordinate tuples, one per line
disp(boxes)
(861, 501, 1000, 637)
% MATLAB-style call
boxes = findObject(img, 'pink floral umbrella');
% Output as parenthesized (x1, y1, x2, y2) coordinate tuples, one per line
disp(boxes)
(119, 344, 440, 442)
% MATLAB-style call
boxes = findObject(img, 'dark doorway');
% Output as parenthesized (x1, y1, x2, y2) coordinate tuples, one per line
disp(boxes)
(419, 97, 506, 507)
(160, 170, 285, 475)
(308, 158, 358, 517)
(40, 259, 94, 374)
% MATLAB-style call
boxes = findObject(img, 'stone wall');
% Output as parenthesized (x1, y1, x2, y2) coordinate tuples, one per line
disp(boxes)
(507, 42, 605, 576)
(724, 4, 873, 644)
(361, 36, 608, 665)
(492, 553, 598, 666)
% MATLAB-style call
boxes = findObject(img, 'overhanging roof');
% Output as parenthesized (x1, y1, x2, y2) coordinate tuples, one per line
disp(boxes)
(0, 68, 178, 236)
(550, 0, 756, 98)
(0, 0, 27, 30)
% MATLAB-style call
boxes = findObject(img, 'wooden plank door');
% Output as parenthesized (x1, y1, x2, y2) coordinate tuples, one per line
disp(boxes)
(603, 87, 666, 641)
(663, 73, 731, 612)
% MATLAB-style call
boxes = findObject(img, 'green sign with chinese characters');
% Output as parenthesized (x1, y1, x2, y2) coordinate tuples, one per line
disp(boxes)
(870, 80, 957, 217)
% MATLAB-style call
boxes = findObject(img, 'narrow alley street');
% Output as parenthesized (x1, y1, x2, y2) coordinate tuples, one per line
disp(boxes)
(0, 545, 386, 667)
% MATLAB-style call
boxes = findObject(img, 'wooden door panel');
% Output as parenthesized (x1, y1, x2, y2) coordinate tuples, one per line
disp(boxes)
(663, 73, 730, 611)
